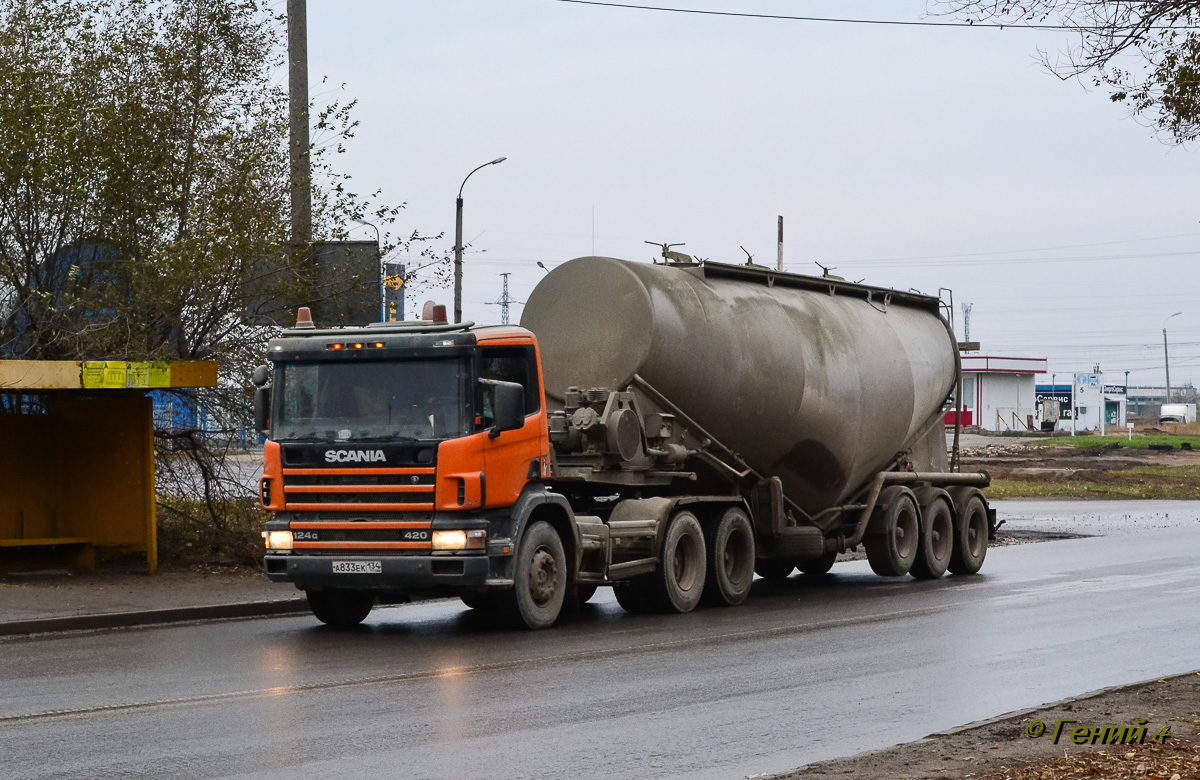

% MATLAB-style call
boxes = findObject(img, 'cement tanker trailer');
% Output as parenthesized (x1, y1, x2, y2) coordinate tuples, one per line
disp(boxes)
(256, 256, 991, 629)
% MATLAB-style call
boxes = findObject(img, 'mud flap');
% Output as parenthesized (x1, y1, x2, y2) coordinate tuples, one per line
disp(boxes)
(988, 507, 1002, 540)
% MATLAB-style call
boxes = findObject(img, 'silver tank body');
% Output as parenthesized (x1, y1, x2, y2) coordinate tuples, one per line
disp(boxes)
(520, 257, 955, 513)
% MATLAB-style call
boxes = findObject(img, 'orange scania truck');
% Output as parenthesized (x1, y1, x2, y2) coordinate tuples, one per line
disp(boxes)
(255, 257, 993, 629)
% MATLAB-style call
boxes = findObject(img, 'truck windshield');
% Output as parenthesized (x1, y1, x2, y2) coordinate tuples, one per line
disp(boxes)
(273, 359, 470, 442)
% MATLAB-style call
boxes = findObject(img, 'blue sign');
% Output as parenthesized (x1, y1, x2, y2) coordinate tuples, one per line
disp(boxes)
(1035, 389, 1074, 420)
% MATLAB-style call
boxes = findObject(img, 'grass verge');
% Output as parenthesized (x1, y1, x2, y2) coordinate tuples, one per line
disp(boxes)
(987, 464, 1200, 500)
(1032, 433, 1200, 450)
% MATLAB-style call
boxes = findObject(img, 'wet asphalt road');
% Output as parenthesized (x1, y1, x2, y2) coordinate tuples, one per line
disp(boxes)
(3, 500, 1199, 780)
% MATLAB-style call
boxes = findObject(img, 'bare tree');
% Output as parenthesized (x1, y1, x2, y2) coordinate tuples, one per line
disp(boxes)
(936, 1, 1200, 143)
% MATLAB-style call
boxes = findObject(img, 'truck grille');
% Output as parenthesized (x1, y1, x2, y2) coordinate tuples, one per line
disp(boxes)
(281, 467, 436, 511)
(289, 520, 434, 553)
(284, 473, 435, 486)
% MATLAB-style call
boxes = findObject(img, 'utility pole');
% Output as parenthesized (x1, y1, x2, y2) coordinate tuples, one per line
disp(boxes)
(776, 215, 783, 271)
(1164, 329, 1173, 405)
(1163, 312, 1182, 405)
(961, 302, 973, 342)
(287, 0, 311, 257)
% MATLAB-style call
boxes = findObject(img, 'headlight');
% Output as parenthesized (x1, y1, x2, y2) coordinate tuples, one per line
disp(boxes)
(432, 529, 486, 551)
(263, 530, 293, 551)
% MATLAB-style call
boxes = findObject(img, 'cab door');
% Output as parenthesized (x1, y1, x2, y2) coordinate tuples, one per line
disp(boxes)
(479, 344, 547, 507)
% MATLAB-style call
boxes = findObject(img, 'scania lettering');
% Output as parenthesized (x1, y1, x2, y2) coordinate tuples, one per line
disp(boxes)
(324, 450, 387, 463)
(254, 257, 994, 629)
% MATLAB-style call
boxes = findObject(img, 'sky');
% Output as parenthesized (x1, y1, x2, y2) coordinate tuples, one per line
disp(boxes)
(296, 0, 1199, 388)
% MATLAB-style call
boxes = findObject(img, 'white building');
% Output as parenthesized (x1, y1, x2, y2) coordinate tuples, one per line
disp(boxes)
(947, 355, 1048, 432)
(1035, 375, 1128, 433)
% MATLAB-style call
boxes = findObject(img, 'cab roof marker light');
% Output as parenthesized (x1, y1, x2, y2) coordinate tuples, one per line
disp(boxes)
(352, 343, 364, 349)
(327, 343, 345, 350)
(371, 342, 385, 348)
(436, 339, 454, 346)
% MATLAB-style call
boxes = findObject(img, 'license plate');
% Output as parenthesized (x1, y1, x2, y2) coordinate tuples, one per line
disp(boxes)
(332, 560, 382, 574)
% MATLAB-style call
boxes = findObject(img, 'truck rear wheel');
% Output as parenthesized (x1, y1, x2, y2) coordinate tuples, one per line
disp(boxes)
(948, 494, 988, 575)
(754, 559, 796, 580)
(507, 520, 568, 629)
(306, 589, 375, 627)
(650, 511, 707, 613)
(702, 507, 755, 607)
(864, 486, 919, 577)
(911, 495, 953, 579)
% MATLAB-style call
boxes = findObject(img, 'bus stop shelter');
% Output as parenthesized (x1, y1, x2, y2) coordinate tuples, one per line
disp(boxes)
(0, 360, 217, 574)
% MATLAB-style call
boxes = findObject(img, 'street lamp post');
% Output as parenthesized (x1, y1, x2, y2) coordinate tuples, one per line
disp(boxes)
(454, 157, 507, 323)
(1163, 311, 1182, 405)
(352, 218, 382, 320)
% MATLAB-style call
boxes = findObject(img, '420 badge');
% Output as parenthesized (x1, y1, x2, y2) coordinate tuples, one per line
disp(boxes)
(332, 560, 382, 574)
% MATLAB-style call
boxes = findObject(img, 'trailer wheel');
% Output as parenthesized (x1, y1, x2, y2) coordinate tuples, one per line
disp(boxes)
(652, 511, 707, 613)
(948, 494, 988, 575)
(864, 486, 919, 577)
(306, 589, 375, 627)
(798, 550, 837, 575)
(754, 559, 796, 580)
(507, 520, 567, 629)
(911, 495, 953, 580)
(702, 507, 755, 607)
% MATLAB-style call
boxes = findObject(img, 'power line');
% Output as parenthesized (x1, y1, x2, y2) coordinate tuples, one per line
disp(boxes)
(554, 0, 1200, 30)
(843, 232, 1200, 264)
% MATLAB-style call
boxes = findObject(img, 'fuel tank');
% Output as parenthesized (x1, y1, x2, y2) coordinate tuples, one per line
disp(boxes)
(520, 257, 956, 512)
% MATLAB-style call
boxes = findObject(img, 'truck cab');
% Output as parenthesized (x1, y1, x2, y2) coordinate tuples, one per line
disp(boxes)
(256, 313, 566, 627)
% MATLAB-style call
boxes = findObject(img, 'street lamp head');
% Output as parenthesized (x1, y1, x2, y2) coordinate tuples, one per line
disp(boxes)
(491, 157, 507, 165)
(1165, 311, 1183, 327)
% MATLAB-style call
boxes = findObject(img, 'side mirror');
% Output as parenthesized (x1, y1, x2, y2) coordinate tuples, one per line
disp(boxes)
(254, 386, 271, 435)
(489, 381, 525, 438)
(251, 364, 270, 387)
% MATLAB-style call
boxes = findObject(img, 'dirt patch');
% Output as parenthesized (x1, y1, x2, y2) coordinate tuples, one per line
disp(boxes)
(775, 671, 1200, 779)
(962, 444, 1200, 500)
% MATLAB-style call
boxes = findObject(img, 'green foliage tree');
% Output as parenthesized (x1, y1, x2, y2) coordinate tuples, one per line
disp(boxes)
(937, 1, 1200, 143)
(0, 0, 449, 546)
(0, 0, 445, 365)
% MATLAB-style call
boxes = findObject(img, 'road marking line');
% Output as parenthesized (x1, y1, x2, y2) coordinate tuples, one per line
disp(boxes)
(0, 603, 957, 725)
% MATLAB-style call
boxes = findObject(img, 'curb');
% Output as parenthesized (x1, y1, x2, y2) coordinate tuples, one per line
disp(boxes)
(0, 599, 310, 637)
(764, 668, 1200, 779)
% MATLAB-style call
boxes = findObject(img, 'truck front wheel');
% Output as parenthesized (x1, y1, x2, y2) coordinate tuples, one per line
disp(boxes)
(507, 520, 568, 629)
(306, 589, 375, 627)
